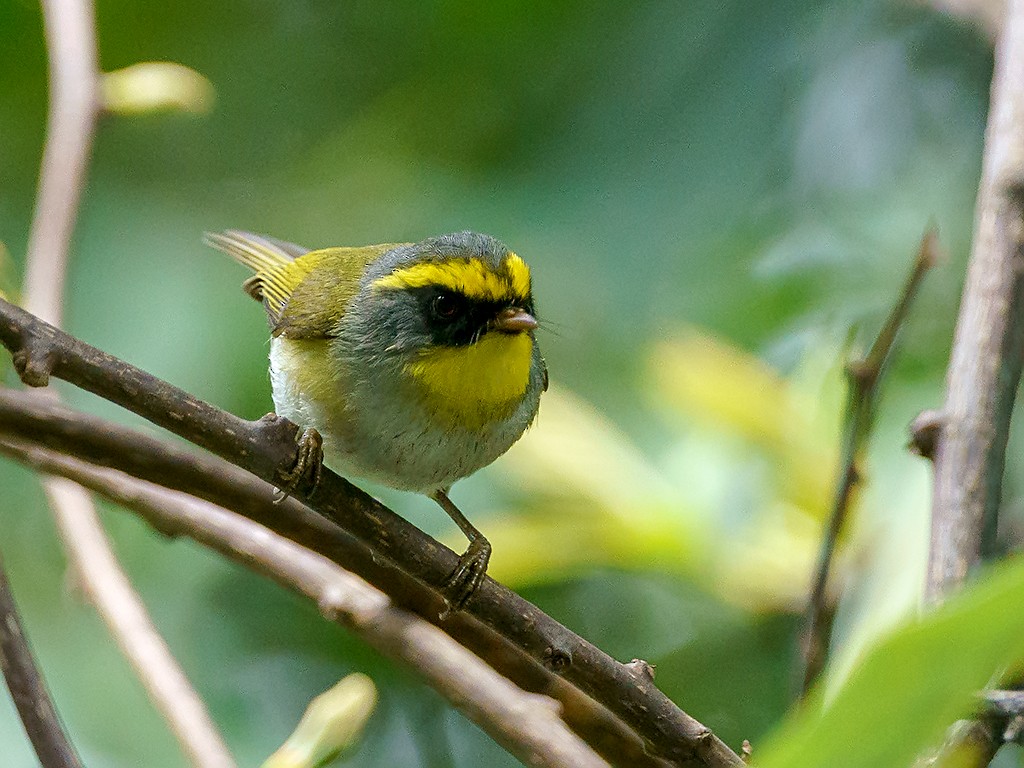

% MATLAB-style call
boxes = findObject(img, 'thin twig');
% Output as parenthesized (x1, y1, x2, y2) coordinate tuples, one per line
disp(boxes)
(0, 441, 612, 768)
(928, 0, 1024, 602)
(21, 1, 237, 766)
(24, 0, 99, 326)
(0, 320, 742, 768)
(0, 550, 83, 768)
(798, 231, 938, 697)
(44, 477, 237, 768)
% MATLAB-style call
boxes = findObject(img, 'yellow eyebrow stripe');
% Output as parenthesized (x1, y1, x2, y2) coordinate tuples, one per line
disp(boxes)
(505, 252, 531, 298)
(372, 256, 531, 302)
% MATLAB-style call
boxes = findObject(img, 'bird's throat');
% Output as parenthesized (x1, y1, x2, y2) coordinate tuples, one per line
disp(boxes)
(404, 332, 534, 429)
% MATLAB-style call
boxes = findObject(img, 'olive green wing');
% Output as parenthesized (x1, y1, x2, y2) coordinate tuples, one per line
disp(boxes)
(276, 244, 403, 338)
(205, 230, 403, 339)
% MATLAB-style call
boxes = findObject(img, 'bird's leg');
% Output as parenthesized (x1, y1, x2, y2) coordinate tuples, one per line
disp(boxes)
(274, 425, 324, 502)
(431, 489, 491, 613)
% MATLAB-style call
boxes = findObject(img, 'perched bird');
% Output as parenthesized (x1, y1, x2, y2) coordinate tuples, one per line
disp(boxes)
(205, 230, 546, 608)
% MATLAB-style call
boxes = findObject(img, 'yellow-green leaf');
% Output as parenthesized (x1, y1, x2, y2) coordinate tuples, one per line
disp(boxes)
(261, 673, 377, 768)
(102, 62, 215, 115)
(757, 556, 1024, 768)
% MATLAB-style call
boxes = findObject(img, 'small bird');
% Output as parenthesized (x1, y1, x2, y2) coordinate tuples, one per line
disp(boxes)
(206, 230, 547, 609)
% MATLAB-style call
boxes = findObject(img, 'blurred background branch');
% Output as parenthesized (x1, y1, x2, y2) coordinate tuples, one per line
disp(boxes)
(919, 0, 1024, 764)
(798, 230, 937, 697)
(17, 1, 236, 766)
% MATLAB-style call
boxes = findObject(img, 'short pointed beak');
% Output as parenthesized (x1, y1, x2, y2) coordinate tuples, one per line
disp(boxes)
(492, 307, 538, 333)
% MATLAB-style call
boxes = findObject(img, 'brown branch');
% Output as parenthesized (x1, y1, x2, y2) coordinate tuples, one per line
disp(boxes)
(0, 441, 613, 768)
(0, 387, 675, 768)
(0, 311, 743, 768)
(797, 231, 938, 696)
(928, 0, 1024, 602)
(0, 550, 83, 768)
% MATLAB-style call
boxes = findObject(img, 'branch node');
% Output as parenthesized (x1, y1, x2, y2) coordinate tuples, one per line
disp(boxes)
(543, 645, 572, 673)
(1005, 714, 1024, 744)
(317, 586, 347, 622)
(253, 411, 299, 442)
(12, 339, 56, 388)
(741, 739, 753, 763)
(1003, 176, 1024, 210)
(845, 359, 874, 387)
(909, 409, 944, 461)
(625, 658, 656, 681)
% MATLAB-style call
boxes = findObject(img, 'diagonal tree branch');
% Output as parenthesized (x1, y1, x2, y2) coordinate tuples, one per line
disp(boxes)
(0, 305, 743, 768)
(0, 386, 674, 768)
(0, 549, 83, 768)
(0, 439, 613, 768)
(798, 232, 937, 697)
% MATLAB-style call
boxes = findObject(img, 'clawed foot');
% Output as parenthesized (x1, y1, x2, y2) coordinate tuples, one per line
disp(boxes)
(431, 489, 492, 616)
(441, 536, 491, 616)
(274, 426, 324, 502)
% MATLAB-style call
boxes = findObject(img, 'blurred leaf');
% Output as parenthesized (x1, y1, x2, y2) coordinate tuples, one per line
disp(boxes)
(262, 673, 378, 768)
(485, 384, 712, 586)
(486, 335, 845, 613)
(757, 556, 1024, 768)
(648, 328, 844, 518)
(102, 62, 215, 115)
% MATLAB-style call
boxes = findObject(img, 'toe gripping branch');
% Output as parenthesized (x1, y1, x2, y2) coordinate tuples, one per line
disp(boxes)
(432, 489, 492, 615)
(266, 419, 323, 502)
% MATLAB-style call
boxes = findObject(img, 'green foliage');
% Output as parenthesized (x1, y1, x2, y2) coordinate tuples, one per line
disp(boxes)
(759, 557, 1024, 768)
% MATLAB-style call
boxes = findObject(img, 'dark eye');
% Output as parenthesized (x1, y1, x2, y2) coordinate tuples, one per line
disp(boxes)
(430, 292, 460, 320)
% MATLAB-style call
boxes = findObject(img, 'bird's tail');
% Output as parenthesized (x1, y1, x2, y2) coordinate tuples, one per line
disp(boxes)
(204, 230, 312, 305)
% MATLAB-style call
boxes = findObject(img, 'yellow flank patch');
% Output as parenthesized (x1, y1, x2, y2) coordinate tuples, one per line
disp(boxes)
(279, 338, 337, 403)
(373, 256, 531, 303)
(404, 332, 534, 429)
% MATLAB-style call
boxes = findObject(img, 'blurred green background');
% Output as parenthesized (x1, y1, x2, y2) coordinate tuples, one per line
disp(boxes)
(0, 0, 1009, 765)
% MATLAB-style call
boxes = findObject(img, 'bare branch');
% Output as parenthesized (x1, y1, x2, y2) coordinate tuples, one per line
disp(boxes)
(0, 441, 613, 768)
(19, 1, 238, 765)
(0, 550, 83, 768)
(44, 477, 237, 768)
(915, 1, 1024, 765)
(798, 231, 937, 696)
(24, 0, 99, 328)
(0, 327, 742, 767)
(928, 0, 1024, 601)
(0, 388, 678, 768)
